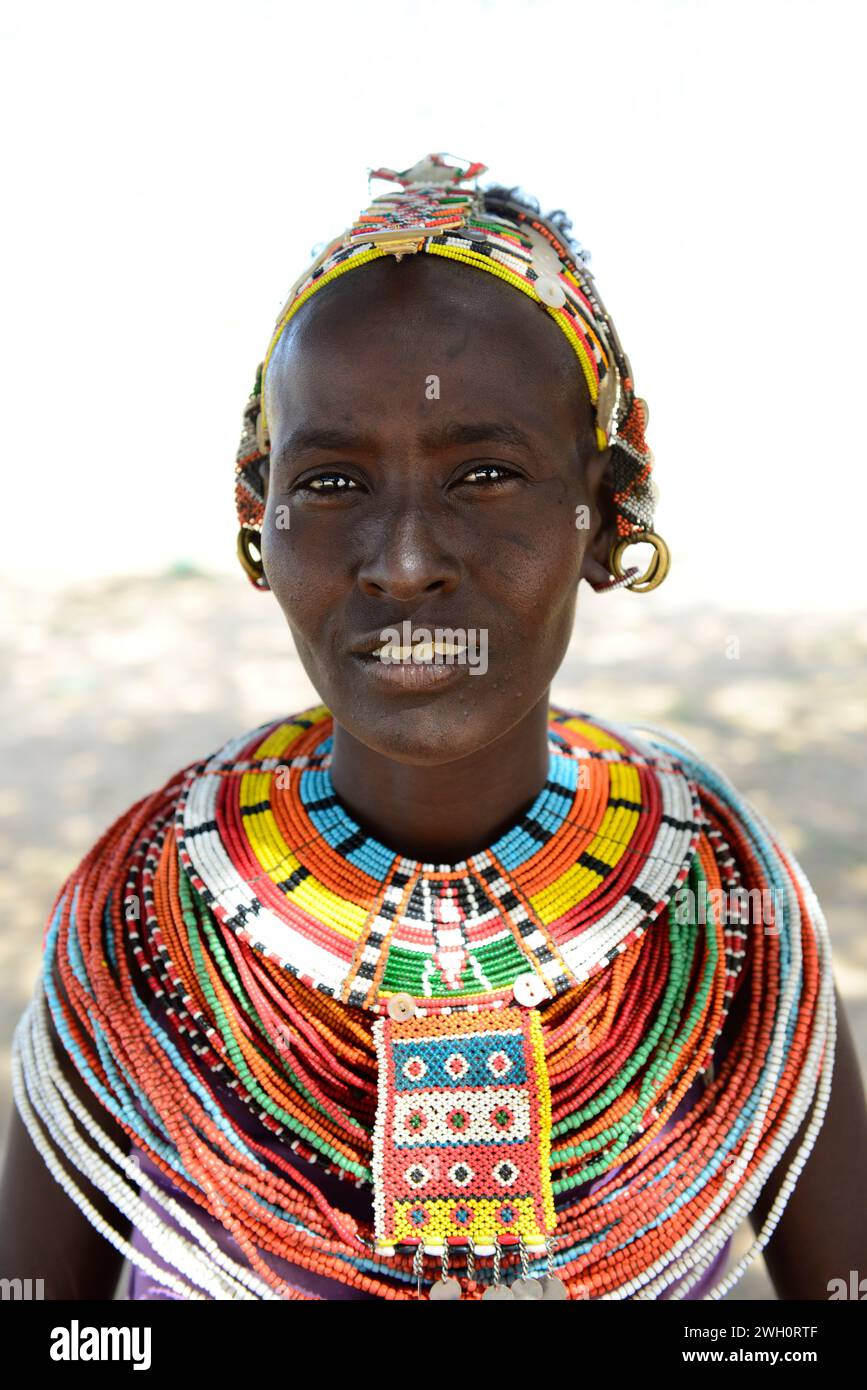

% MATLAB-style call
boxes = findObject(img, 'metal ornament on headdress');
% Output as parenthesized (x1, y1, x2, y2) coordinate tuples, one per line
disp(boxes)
(234, 152, 665, 590)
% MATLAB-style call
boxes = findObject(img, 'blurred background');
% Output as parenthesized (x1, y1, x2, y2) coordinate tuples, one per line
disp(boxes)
(1, 0, 865, 1300)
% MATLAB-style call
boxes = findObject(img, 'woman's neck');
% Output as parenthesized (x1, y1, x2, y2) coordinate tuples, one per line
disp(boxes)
(328, 694, 553, 864)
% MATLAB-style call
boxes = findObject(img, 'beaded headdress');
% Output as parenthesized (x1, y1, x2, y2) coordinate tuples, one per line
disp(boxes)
(234, 153, 659, 589)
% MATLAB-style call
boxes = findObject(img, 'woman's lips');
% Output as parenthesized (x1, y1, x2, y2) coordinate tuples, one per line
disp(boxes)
(351, 651, 471, 691)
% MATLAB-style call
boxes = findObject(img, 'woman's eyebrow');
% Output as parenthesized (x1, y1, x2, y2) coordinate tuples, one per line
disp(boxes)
(276, 426, 379, 460)
(418, 420, 534, 452)
(275, 420, 535, 462)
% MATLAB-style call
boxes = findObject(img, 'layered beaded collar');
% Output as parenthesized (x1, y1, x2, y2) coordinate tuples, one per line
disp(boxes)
(16, 696, 834, 1299)
(176, 703, 703, 1017)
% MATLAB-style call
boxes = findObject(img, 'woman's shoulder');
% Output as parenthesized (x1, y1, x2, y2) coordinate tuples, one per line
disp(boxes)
(553, 704, 772, 828)
(23, 707, 326, 1010)
(55, 704, 333, 884)
(551, 703, 817, 916)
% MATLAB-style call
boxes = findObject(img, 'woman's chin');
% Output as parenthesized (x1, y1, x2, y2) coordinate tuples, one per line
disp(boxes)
(328, 692, 501, 767)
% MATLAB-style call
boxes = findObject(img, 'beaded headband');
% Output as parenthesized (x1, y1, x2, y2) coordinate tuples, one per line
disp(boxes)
(234, 153, 659, 588)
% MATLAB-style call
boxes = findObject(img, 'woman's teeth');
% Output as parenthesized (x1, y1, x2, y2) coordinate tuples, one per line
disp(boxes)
(372, 640, 467, 663)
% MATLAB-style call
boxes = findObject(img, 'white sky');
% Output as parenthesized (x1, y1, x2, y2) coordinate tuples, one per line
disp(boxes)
(1, 0, 865, 611)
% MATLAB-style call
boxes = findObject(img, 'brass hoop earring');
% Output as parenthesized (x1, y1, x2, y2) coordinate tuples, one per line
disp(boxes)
(236, 527, 268, 588)
(608, 530, 671, 593)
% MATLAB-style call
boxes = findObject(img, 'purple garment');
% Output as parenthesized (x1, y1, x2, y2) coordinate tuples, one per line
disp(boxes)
(125, 1075, 379, 1301)
(127, 1141, 379, 1301)
(125, 1071, 733, 1301)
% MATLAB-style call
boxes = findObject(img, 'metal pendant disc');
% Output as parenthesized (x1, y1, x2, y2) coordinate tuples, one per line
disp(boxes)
(511, 1276, 544, 1300)
(430, 1276, 462, 1301)
(541, 1274, 569, 1300)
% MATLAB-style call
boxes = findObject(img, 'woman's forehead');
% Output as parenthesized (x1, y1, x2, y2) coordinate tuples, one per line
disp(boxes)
(265, 254, 591, 437)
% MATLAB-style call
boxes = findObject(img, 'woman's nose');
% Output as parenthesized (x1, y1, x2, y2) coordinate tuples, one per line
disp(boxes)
(356, 507, 463, 603)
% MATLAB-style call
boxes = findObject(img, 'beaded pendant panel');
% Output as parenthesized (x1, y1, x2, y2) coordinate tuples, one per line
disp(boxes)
(372, 1008, 554, 1256)
(176, 703, 703, 1017)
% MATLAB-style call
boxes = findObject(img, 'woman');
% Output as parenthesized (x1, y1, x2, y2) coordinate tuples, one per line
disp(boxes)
(3, 152, 866, 1300)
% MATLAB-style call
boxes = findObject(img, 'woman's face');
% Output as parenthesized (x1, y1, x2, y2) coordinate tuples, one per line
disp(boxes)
(261, 253, 613, 765)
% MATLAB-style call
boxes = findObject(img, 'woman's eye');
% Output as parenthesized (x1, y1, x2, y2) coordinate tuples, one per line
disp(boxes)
(291, 464, 519, 496)
(458, 463, 518, 486)
(296, 472, 360, 494)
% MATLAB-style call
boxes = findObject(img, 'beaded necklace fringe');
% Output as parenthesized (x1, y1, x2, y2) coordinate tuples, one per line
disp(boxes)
(11, 706, 835, 1300)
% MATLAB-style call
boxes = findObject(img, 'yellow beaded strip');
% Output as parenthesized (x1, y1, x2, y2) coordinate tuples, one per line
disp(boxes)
(260, 246, 391, 437)
(424, 242, 603, 406)
(258, 234, 606, 449)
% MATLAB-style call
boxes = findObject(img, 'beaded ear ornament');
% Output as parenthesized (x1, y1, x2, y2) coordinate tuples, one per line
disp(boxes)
(233, 152, 668, 596)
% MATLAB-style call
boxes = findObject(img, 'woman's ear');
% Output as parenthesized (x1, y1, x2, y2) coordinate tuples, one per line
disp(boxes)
(579, 446, 617, 588)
